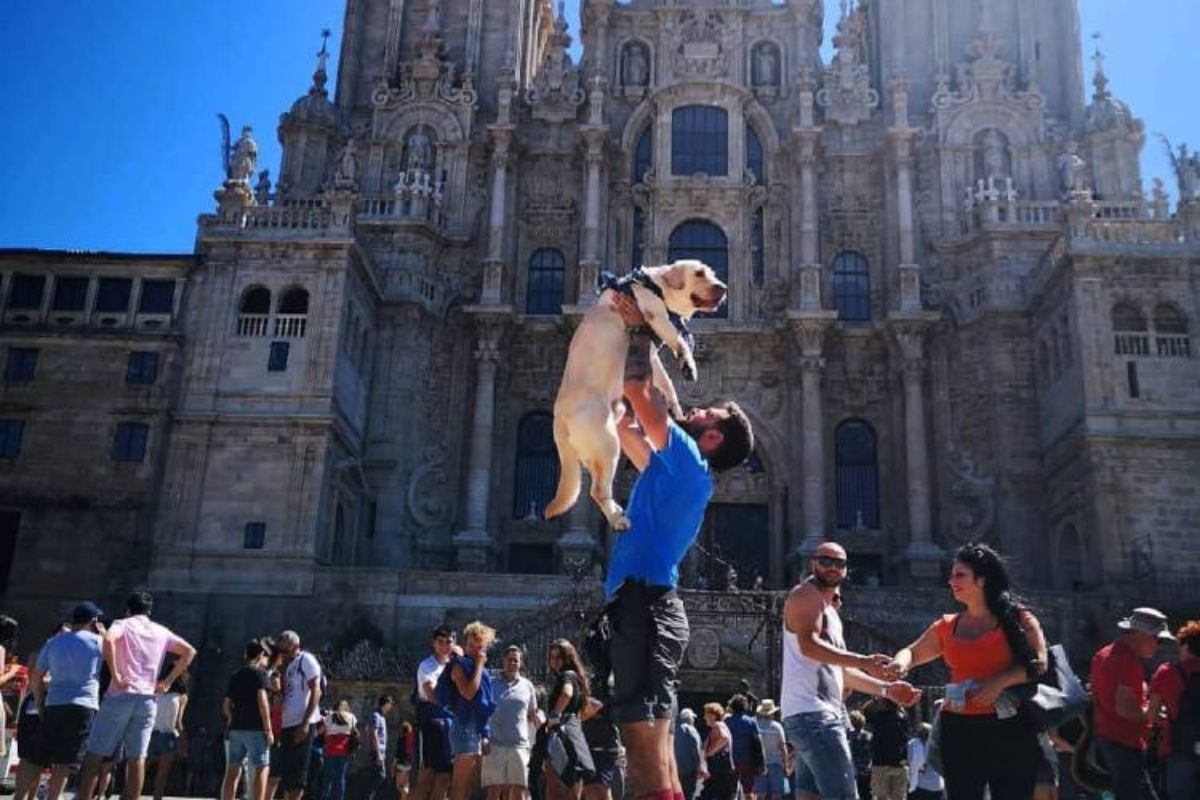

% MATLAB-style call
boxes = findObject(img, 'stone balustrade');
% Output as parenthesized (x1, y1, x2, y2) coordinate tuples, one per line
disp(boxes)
(236, 314, 270, 337)
(357, 193, 448, 230)
(1114, 332, 1150, 356)
(273, 314, 308, 338)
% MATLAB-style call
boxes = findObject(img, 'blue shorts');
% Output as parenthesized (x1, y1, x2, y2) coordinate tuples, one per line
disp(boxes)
(227, 730, 271, 769)
(148, 730, 179, 759)
(754, 763, 790, 796)
(449, 722, 482, 758)
(85, 694, 157, 760)
(783, 710, 858, 800)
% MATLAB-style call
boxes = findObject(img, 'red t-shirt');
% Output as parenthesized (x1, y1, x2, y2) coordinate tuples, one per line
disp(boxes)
(934, 614, 1016, 715)
(1091, 640, 1150, 750)
(1149, 658, 1200, 756)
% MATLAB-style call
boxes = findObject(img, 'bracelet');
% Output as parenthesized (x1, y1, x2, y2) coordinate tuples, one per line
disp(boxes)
(878, 683, 890, 698)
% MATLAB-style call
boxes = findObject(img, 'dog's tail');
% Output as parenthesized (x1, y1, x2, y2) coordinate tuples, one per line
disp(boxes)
(543, 420, 580, 520)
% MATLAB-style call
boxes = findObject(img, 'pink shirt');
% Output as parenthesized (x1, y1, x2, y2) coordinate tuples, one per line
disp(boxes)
(108, 615, 185, 697)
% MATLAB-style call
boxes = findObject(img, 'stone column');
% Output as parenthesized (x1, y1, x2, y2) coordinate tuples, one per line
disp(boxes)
(889, 74, 923, 313)
(577, 130, 607, 306)
(891, 321, 942, 581)
(793, 68, 823, 310)
(789, 313, 836, 557)
(559, 473, 596, 575)
(482, 126, 513, 304)
(454, 317, 507, 571)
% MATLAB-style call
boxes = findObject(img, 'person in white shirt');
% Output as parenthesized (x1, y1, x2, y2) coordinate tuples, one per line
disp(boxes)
(277, 630, 323, 800)
(411, 625, 458, 800)
(907, 723, 945, 800)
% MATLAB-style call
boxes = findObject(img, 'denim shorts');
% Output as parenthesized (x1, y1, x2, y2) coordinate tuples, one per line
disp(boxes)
(227, 730, 271, 769)
(783, 710, 858, 800)
(85, 694, 157, 760)
(449, 721, 482, 758)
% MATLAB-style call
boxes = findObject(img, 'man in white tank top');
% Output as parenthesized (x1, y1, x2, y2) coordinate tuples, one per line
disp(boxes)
(780, 542, 921, 800)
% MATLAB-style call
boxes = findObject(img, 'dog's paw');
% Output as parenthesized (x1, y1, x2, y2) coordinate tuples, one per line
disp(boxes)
(679, 353, 698, 382)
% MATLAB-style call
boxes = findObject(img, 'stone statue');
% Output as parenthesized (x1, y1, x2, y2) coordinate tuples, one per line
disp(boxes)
(754, 43, 779, 87)
(228, 126, 258, 184)
(334, 140, 359, 188)
(623, 42, 648, 87)
(1175, 145, 1200, 202)
(1150, 178, 1170, 219)
(1056, 142, 1087, 197)
(405, 129, 433, 171)
(981, 128, 1007, 179)
(253, 170, 272, 206)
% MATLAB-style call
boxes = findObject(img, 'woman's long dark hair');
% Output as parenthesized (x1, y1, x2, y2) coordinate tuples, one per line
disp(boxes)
(954, 543, 1040, 680)
(549, 638, 590, 708)
(0, 615, 19, 653)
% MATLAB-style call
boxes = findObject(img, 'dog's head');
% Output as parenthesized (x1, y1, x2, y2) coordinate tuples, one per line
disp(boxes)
(641, 259, 727, 319)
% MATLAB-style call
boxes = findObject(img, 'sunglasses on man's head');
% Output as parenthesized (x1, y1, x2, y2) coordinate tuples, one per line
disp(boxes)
(815, 556, 847, 569)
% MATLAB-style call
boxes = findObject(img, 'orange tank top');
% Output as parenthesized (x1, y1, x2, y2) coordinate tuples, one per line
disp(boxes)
(934, 613, 1014, 715)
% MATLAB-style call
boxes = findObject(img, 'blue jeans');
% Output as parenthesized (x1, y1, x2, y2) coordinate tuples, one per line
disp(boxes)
(783, 710, 857, 800)
(1166, 753, 1198, 800)
(320, 754, 349, 800)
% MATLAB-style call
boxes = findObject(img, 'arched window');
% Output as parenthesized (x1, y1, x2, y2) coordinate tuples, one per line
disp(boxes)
(1111, 302, 1146, 332)
(832, 251, 871, 322)
(633, 127, 653, 184)
(751, 207, 765, 288)
(526, 248, 565, 315)
(1112, 302, 1148, 356)
(631, 207, 646, 269)
(240, 287, 271, 314)
(835, 420, 879, 529)
(275, 287, 308, 337)
(672, 106, 728, 176)
(668, 220, 728, 319)
(1153, 303, 1191, 357)
(512, 411, 559, 519)
(746, 125, 764, 184)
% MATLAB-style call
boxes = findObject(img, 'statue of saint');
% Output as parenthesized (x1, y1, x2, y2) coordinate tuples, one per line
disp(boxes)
(405, 129, 433, 171)
(1056, 142, 1086, 196)
(334, 140, 359, 187)
(981, 128, 1007, 179)
(228, 126, 258, 184)
(623, 43, 648, 87)
(754, 44, 779, 87)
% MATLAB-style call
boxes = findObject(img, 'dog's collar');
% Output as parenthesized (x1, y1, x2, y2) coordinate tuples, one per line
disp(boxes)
(597, 268, 694, 353)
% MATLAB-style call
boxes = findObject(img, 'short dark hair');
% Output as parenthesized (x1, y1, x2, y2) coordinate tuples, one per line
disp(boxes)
(378, 694, 395, 708)
(707, 402, 754, 472)
(728, 693, 748, 714)
(126, 591, 154, 617)
(244, 640, 267, 662)
(431, 624, 453, 640)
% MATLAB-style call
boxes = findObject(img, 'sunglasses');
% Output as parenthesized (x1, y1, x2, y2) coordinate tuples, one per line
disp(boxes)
(815, 556, 847, 569)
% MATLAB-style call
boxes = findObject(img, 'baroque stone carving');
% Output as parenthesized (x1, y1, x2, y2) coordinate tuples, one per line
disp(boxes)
(371, 10, 476, 111)
(686, 627, 722, 669)
(752, 42, 781, 89)
(945, 446, 996, 546)
(1163, 139, 1200, 204)
(1056, 142, 1088, 198)
(406, 446, 451, 528)
(671, 9, 731, 79)
(525, 7, 585, 123)
(817, 3, 878, 125)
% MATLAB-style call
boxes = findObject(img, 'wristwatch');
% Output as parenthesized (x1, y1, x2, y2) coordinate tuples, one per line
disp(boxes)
(878, 683, 890, 697)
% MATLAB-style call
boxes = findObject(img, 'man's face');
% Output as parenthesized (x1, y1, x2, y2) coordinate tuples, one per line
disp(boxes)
(810, 545, 848, 589)
(681, 406, 729, 456)
(432, 634, 453, 659)
(381, 701, 394, 715)
(278, 638, 299, 657)
(1130, 631, 1160, 659)
(503, 650, 522, 675)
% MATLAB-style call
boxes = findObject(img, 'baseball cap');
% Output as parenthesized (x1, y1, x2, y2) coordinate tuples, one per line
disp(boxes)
(72, 601, 104, 625)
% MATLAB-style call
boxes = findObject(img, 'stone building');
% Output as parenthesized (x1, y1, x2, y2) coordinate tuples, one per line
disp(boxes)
(1, 0, 1198, 675)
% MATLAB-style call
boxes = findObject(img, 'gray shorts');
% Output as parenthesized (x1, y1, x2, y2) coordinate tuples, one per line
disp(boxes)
(85, 694, 157, 760)
(607, 581, 689, 726)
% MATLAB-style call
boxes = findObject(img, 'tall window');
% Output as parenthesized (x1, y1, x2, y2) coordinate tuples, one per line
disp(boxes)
(746, 125, 764, 184)
(1112, 302, 1149, 356)
(243, 522, 266, 550)
(0, 420, 24, 459)
(832, 251, 871, 322)
(751, 207, 765, 288)
(51, 277, 89, 312)
(633, 127, 653, 184)
(669, 220, 728, 319)
(112, 422, 149, 463)
(1153, 303, 1191, 358)
(835, 420, 880, 529)
(526, 249, 565, 315)
(94, 278, 132, 313)
(138, 280, 175, 314)
(672, 106, 728, 176)
(7, 275, 45, 310)
(513, 411, 559, 519)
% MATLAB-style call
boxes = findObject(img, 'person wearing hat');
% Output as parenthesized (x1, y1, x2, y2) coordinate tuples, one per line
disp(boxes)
(753, 701, 788, 800)
(1089, 607, 1174, 800)
(11, 602, 106, 800)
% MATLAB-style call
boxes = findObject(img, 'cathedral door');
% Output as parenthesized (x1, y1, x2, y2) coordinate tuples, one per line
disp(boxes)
(696, 503, 770, 589)
(0, 511, 19, 596)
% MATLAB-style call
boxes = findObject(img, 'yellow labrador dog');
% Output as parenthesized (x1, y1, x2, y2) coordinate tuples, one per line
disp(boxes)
(543, 260, 726, 530)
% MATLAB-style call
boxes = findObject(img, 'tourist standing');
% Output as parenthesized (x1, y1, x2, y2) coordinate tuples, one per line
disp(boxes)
(319, 701, 358, 800)
(1090, 607, 1174, 800)
(148, 658, 189, 800)
(482, 646, 537, 800)
(1149, 619, 1200, 800)
(846, 710, 872, 800)
(864, 698, 908, 800)
(365, 694, 395, 800)
(11, 603, 104, 800)
(0, 615, 20, 765)
(412, 625, 456, 800)
(396, 721, 417, 800)
(77, 592, 196, 800)
(886, 544, 1047, 800)
(725, 695, 762, 800)
(673, 709, 703, 800)
(752, 700, 788, 800)
(906, 723, 944, 800)
(221, 640, 274, 800)
(698, 703, 736, 800)
(446, 622, 497, 800)
(781, 542, 919, 800)
(543, 639, 594, 800)
(277, 630, 324, 800)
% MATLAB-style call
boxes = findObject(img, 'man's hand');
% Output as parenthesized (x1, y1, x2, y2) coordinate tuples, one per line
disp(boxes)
(294, 723, 309, 744)
(112, 673, 129, 691)
(857, 654, 893, 678)
(882, 659, 909, 680)
(611, 293, 645, 328)
(156, 679, 172, 695)
(885, 682, 922, 707)
(475, 651, 487, 669)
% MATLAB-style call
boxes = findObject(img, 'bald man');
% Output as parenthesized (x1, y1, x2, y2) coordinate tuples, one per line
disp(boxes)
(780, 543, 921, 800)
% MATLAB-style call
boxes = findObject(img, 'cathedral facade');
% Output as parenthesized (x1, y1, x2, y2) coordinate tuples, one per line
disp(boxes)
(1, 0, 1198, 652)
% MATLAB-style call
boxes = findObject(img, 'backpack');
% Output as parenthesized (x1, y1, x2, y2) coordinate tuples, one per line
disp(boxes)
(1171, 663, 1200, 757)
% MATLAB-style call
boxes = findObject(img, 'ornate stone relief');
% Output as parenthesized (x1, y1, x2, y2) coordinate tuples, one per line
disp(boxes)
(523, 159, 578, 220)
(670, 9, 731, 79)
(944, 446, 996, 546)
(406, 445, 452, 528)
(817, 3, 878, 126)
(524, 7, 585, 124)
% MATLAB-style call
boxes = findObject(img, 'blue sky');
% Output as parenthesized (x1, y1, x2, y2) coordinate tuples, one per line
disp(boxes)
(0, 0, 1194, 253)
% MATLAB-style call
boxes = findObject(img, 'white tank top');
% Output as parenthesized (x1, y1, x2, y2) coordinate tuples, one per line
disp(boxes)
(780, 595, 846, 717)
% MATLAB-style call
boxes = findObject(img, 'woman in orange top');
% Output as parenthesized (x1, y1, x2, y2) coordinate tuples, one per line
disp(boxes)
(886, 544, 1048, 800)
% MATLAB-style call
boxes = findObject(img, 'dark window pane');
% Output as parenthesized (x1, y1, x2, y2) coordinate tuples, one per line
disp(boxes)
(634, 127, 653, 183)
(95, 278, 133, 313)
(51, 277, 89, 311)
(112, 422, 149, 462)
(672, 106, 728, 176)
(835, 420, 879, 529)
(526, 249, 564, 316)
(268, 341, 290, 372)
(240, 287, 272, 314)
(1111, 303, 1147, 332)
(4, 348, 38, 382)
(243, 522, 266, 550)
(513, 411, 559, 518)
(138, 280, 175, 314)
(668, 219, 728, 319)
(8, 275, 46, 310)
(751, 208, 765, 288)
(278, 288, 309, 314)
(832, 251, 871, 322)
(0, 420, 24, 459)
(126, 351, 159, 385)
(747, 125, 764, 184)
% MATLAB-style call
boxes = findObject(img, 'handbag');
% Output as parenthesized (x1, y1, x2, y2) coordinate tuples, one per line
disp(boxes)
(1002, 643, 1089, 730)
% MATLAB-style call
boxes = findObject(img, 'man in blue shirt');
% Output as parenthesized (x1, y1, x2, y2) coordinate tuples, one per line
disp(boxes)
(605, 297, 754, 800)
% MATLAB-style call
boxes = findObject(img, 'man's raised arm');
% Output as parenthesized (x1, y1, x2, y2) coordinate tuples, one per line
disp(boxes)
(623, 332, 670, 450)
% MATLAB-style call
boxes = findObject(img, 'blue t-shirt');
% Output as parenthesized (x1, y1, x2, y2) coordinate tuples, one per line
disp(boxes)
(604, 421, 713, 599)
(36, 629, 103, 709)
(727, 713, 758, 763)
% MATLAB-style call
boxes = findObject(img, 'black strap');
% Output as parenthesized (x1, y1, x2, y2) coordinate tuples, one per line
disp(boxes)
(596, 269, 694, 352)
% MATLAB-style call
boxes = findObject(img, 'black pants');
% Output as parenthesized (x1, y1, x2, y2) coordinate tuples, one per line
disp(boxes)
(607, 581, 689, 726)
(1096, 738, 1159, 800)
(278, 725, 315, 792)
(939, 712, 1040, 800)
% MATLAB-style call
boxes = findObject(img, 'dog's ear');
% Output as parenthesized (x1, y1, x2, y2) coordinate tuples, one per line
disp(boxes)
(662, 264, 686, 291)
